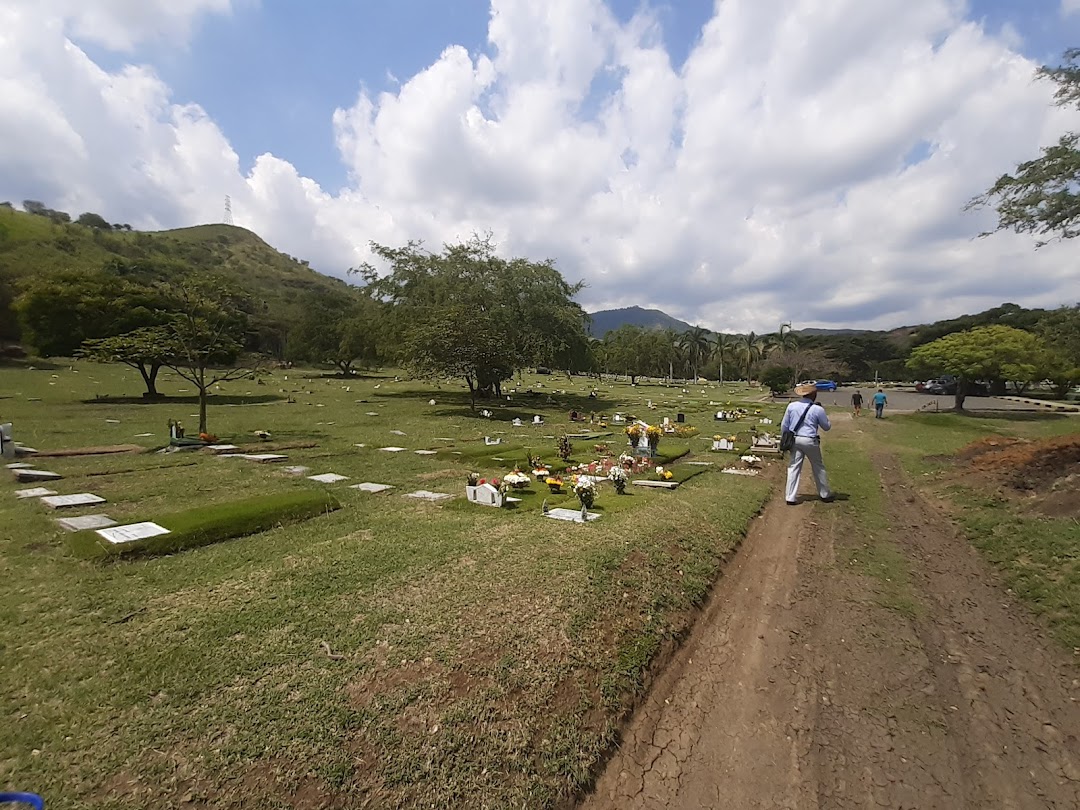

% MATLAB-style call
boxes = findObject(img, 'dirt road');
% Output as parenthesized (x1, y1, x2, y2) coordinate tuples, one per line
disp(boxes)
(581, 443, 1080, 808)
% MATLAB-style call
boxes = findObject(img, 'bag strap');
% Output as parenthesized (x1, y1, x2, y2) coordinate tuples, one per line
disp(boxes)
(791, 402, 814, 433)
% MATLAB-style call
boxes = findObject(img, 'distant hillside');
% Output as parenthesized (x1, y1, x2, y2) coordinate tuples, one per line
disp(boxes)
(587, 306, 697, 337)
(0, 207, 357, 351)
(797, 327, 872, 336)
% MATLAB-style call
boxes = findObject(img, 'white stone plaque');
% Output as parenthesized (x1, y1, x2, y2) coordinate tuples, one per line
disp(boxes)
(41, 493, 107, 509)
(14, 470, 62, 482)
(16, 487, 57, 499)
(380, 447, 407, 452)
(56, 514, 117, 532)
(6, 462, 33, 469)
(544, 508, 599, 522)
(206, 444, 240, 452)
(351, 482, 393, 493)
(414, 450, 438, 456)
(242, 454, 288, 463)
(308, 473, 349, 483)
(404, 490, 452, 502)
(390, 430, 407, 436)
(96, 522, 171, 544)
(633, 480, 680, 489)
(282, 466, 311, 475)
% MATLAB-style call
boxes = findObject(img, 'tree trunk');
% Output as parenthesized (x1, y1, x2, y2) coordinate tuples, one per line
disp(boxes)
(336, 360, 354, 376)
(719, 360, 724, 384)
(953, 379, 967, 411)
(465, 375, 476, 409)
(137, 362, 161, 398)
(198, 388, 208, 433)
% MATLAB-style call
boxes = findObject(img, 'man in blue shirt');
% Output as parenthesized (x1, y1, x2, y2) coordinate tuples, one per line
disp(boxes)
(872, 389, 887, 419)
(782, 382, 833, 505)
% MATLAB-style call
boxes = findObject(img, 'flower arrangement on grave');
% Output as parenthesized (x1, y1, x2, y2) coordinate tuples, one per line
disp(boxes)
(503, 469, 531, 489)
(618, 452, 635, 470)
(625, 425, 643, 446)
(526, 450, 543, 470)
(654, 466, 674, 480)
(556, 435, 573, 461)
(673, 425, 698, 438)
(546, 476, 564, 493)
(740, 455, 763, 467)
(593, 442, 611, 456)
(467, 471, 480, 487)
(608, 466, 628, 495)
(646, 425, 663, 451)
(199, 431, 218, 444)
(571, 475, 596, 509)
(476, 476, 500, 487)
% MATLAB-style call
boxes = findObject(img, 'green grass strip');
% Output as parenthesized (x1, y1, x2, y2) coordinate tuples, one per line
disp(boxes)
(66, 490, 342, 560)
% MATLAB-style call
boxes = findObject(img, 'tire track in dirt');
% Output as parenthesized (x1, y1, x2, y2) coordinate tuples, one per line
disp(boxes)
(581, 441, 1080, 809)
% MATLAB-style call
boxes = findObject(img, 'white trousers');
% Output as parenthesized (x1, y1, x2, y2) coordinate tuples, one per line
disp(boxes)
(786, 436, 831, 503)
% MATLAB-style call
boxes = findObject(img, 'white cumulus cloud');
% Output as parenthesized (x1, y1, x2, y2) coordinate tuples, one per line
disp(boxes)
(0, 0, 1078, 331)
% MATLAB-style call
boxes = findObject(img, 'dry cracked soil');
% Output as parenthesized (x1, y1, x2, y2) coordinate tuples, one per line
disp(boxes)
(580, 437, 1080, 809)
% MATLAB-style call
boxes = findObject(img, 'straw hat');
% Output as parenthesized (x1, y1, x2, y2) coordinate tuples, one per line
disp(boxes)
(794, 382, 817, 397)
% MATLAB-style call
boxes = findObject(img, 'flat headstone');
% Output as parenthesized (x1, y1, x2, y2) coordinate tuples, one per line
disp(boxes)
(282, 466, 311, 475)
(366, 412, 378, 416)
(55, 514, 117, 532)
(633, 480, 680, 489)
(434, 438, 454, 441)
(380, 447, 407, 452)
(414, 450, 438, 456)
(390, 430, 407, 436)
(206, 444, 240, 452)
(242, 454, 288, 463)
(354, 443, 367, 448)
(135, 433, 154, 438)
(14, 469, 62, 483)
(16, 487, 57, 499)
(721, 468, 760, 476)
(686, 461, 714, 466)
(105, 419, 121, 424)
(545, 508, 600, 522)
(41, 493, 107, 509)
(96, 522, 171, 545)
(404, 490, 453, 502)
(6, 462, 33, 469)
(308, 473, 349, 484)
(351, 482, 394, 493)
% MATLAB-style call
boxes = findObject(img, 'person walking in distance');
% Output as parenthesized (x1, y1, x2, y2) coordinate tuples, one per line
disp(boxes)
(873, 388, 887, 419)
(783, 382, 833, 505)
(851, 390, 864, 417)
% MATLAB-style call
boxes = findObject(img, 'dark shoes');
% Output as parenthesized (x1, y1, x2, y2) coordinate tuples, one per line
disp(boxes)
(821, 496, 835, 503)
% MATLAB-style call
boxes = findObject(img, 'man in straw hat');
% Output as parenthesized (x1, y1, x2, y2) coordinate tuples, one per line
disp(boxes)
(782, 382, 834, 505)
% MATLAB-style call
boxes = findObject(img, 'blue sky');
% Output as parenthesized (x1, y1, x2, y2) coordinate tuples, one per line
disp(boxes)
(4, 0, 1080, 331)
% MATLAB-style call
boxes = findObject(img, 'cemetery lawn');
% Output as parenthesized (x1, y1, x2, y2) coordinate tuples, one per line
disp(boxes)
(0, 362, 776, 808)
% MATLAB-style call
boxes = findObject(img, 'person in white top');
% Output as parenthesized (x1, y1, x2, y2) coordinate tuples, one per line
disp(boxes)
(781, 382, 834, 505)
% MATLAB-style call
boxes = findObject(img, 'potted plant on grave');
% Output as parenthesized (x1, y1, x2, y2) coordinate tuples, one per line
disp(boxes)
(654, 466, 674, 481)
(546, 475, 564, 493)
(646, 425, 663, 453)
(571, 475, 596, 509)
(503, 469, 531, 489)
(608, 466, 628, 495)
(556, 435, 573, 461)
(625, 425, 643, 448)
(466, 471, 480, 500)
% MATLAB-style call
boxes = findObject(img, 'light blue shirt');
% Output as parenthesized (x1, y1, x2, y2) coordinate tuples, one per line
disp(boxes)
(781, 398, 831, 438)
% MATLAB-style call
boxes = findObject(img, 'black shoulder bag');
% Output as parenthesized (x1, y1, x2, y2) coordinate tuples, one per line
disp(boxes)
(779, 403, 814, 453)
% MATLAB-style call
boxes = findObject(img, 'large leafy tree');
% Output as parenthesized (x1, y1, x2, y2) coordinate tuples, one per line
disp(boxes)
(1037, 304, 1080, 397)
(287, 291, 385, 376)
(907, 325, 1053, 410)
(968, 50, 1080, 244)
(14, 269, 166, 357)
(79, 326, 172, 398)
(366, 237, 590, 406)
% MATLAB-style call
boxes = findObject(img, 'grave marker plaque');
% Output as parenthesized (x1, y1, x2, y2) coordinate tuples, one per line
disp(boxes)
(96, 522, 171, 545)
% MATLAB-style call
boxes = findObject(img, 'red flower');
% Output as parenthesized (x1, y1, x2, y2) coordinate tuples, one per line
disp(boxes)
(492, 478, 500, 486)
(478, 478, 486, 486)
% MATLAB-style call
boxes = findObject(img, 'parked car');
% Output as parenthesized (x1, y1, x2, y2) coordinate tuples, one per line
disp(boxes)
(924, 376, 989, 396)
(804, 379, 837, 392)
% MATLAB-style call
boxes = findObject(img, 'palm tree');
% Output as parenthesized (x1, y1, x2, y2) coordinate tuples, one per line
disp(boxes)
(678, 326, 712, 382)
(769, 321, 798, 354)
(742, 331, 768, 381)
(713, 332, 733, 383)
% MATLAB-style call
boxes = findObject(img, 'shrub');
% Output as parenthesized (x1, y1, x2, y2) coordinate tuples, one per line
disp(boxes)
(761, 366, 794, 395)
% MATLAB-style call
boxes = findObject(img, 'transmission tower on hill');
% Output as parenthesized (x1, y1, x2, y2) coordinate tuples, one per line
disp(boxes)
(223, 195, 233, 226)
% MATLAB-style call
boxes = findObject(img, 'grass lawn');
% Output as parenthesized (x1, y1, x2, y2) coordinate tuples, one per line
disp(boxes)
(0, 362, 777, 808)
(873, 411, 1080, 649)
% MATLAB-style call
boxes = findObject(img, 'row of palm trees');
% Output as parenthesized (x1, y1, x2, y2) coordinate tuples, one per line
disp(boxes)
(676, 322, 798, 382)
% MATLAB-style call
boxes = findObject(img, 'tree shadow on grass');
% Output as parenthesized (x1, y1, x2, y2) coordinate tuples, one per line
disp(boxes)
(952, 411, 1071, 423)
(80, 394, 286, 406)
(371, 387, 620, 415)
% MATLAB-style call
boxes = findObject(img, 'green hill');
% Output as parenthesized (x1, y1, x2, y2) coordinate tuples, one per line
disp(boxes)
(0, 207, 358, 351)
(587, 306, 697, 336)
